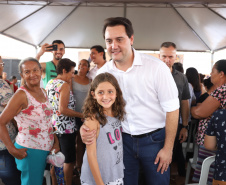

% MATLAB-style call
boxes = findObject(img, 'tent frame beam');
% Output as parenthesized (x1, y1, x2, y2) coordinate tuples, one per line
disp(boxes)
(214, 46, 226, 52)
(0, 32, 36, 47)
(170, 3, 211, 51)
(1, 3, 51, 32)
(124, 3, 127, 17)
(203, 4, 226, 21)
(38, 2, 81, 46)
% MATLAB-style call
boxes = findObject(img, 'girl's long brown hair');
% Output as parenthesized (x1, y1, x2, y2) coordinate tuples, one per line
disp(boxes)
(82, 72, 126, 126)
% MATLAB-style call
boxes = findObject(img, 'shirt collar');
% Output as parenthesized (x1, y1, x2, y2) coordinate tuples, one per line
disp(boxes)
(132, 48, 143, 66)
(109, 48, 143, 72)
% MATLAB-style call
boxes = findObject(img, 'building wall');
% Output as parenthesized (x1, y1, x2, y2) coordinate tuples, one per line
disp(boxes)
(2, 59, 21, 80)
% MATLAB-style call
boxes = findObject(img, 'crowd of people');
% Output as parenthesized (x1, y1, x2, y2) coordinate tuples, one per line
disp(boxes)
(0, 16, 225, 185)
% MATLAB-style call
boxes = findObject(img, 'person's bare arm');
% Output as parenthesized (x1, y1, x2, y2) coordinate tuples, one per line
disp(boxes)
(204, 135, 217, 151)
(59, 82, 83, 118)
(50, 134, 60, 154)
(37, 62, 46, 79)
(179, 100, 189, 143)
(0, 90, 28, 159)
(191, 96, 220, 119)
(85, 118, 104, 185)
(0, 56, 3, 75)
(36, 43, 51, 61)
(80, 124, 96, 145)
(154, 109, 179, 174)
(36, 43, 54, 78)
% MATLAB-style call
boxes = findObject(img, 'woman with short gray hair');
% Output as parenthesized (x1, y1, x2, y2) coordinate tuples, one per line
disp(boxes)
(0, 57, 60, 185)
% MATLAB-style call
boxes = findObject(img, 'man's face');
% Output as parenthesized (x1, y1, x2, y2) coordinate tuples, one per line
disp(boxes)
(105, 25, 133, 63)
(90, 48, 103, 65)
(159, 46, 177, 70)
(52, 43, 65, 60)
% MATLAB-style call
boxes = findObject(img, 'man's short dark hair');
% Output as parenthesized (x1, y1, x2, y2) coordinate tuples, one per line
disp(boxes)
(52, 40, 65, 48)
(103, 17, 134, 39)
(173, 62, 184, 73)
(160, 42, 177, 50)
(9, 76, 17, 82)
(90, 45, 106, 60)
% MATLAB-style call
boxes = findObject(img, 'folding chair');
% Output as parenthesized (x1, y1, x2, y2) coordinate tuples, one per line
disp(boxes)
(185, 143, 199, 184)
(44, 170, 51, 185)
(186, 155, 215, 185)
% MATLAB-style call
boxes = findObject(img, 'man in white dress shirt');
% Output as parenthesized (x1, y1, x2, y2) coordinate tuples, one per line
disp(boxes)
(87, 45, 106, 80)
(81, 17, 179, 185)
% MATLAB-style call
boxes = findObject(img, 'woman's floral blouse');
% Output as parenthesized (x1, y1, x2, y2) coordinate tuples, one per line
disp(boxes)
(46, 79, 76, 134)
(0, 79, 16, 150)
(14, 86, 54, 151)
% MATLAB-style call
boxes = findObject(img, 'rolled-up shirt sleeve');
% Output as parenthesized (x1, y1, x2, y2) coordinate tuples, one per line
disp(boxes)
(160, 98, 180, 113)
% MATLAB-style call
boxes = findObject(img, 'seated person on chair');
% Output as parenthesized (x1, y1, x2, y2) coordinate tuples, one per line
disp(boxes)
(205, 109, 226, 185)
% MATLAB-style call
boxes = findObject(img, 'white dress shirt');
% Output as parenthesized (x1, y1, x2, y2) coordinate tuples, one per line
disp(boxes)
(87, 66, 98, 80)
(97, 49, 179, 135)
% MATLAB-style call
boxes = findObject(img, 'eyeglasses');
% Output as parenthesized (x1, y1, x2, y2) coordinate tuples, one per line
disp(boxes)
(0, 62, 4, 67)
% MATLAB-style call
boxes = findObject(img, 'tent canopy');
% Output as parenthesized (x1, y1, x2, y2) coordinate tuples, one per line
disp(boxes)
(1, 0, 226, 52)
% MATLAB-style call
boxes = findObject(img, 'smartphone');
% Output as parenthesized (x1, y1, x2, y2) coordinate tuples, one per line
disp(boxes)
(46, 45, 57, 51)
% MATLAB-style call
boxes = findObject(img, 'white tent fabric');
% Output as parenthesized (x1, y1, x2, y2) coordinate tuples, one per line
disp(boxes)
(1, 0, 226, 52)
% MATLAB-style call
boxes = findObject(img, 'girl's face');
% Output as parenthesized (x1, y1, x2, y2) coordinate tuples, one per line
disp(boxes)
(92, 81, 117, 114)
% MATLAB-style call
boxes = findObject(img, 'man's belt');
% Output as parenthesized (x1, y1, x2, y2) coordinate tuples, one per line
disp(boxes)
(124, 128, 164, 138)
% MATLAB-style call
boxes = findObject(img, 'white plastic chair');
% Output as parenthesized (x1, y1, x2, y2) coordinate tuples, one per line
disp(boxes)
(186, 155, 215, 185)
(185, 143, 199, 184)
(44, 170, 51, 185)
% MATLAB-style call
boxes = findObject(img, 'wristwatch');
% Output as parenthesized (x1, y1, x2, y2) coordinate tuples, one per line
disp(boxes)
(182, 125, 189, 129)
